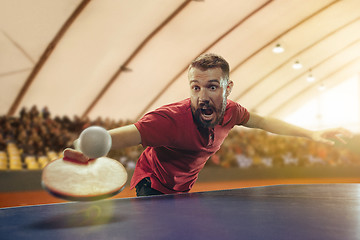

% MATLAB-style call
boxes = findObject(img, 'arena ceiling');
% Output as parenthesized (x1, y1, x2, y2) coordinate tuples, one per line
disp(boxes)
(1, 0, 360, 123)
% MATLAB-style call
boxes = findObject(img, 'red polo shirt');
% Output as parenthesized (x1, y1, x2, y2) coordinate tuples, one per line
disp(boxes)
(131, 98, 249, 194)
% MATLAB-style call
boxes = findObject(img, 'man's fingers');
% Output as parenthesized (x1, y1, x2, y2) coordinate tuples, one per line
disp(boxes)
(63, 148, 89, 163)
(335, 135, 348, 144)
(337, 128, 353, 138)
(322, 128, 353, 144)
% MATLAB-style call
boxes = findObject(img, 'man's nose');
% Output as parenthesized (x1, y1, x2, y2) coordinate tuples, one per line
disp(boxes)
(198, 89, 210, 102)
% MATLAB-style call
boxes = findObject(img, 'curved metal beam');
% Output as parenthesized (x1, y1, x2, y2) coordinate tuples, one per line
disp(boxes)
(232, 0, 339, 102)
(82, 0, 193, 118)
(250, 18, 360, 111)
(7, 0, 91, 116)
(269, 56, 360, 117)
(135, 0, 274, 120)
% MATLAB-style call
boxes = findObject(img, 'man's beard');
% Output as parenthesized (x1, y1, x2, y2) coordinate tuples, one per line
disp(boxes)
(191, 100, 227, 128)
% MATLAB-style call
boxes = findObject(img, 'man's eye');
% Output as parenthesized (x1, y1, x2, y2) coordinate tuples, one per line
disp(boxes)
(210, 85, 217, 90)
(192, 86, 200, 91)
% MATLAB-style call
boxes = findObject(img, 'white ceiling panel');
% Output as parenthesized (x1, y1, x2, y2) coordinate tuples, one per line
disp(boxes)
(0, 0, 359, 131)
(274, 58, 360, 118)
(263, 42, 360, 116)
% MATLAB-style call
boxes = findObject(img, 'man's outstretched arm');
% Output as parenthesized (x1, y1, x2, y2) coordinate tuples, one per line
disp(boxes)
(244, 112, 352, 145)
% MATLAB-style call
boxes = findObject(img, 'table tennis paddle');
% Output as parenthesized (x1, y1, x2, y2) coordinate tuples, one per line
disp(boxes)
(41, 126, 128, 201)
(42, 156, 127, 201)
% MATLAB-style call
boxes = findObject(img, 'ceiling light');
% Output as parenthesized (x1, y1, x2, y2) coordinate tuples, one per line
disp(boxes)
(306, 69, 315, 82)
(307, 74, 315, 82)
(318, 83, 326, 91)
(292, 61, 302, 69)
(272, 44, 284, 53)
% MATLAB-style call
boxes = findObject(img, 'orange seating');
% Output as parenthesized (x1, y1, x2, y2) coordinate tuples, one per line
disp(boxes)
(38, 156, 49, 168)
(25, 155, 39, 170)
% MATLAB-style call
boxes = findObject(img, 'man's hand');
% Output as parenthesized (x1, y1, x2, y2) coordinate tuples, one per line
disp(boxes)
(63, 148, 90, 163)
(310, 128, 353, 145)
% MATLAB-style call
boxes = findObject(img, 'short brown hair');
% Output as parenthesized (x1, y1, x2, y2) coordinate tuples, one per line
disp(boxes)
(189, 53, 230, 81)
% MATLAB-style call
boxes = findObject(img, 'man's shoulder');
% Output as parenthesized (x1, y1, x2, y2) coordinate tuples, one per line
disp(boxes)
(225, 99, 240, 111)
(223, 99, 249, 126)
(138, 99, 191, 122)
(155, 98, 191, 115)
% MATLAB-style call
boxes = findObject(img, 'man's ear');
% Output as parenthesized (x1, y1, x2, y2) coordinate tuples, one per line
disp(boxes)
(226, 80, 234, 97)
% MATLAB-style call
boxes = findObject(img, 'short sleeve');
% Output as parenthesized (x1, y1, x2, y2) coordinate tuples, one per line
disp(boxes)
(222, 100, 250, 127)
(233, 102, 250, 125)
(135, 109, 177, 148)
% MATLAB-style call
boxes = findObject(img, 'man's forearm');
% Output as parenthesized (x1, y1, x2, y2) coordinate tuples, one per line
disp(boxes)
(258, 116, 313, 139)
(108, 124, 142, 149)
(244, 112, 313, 139)
(244, 112, 352, 145)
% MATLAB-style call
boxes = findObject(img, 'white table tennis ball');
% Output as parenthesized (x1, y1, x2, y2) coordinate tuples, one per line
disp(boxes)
(79, 126, 112, 159)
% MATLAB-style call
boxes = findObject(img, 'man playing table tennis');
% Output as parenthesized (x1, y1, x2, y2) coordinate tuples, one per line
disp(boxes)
(65, 53, 351, 196)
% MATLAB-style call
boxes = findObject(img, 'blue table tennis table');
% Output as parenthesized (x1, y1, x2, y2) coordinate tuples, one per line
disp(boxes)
(1, 184, 359, 240)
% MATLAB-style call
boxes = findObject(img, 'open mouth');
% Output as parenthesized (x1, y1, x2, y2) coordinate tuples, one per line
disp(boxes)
(200, 107, 214, 121)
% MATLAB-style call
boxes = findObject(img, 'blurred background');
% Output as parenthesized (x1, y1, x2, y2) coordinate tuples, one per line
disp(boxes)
(1, 0, 359, 207)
